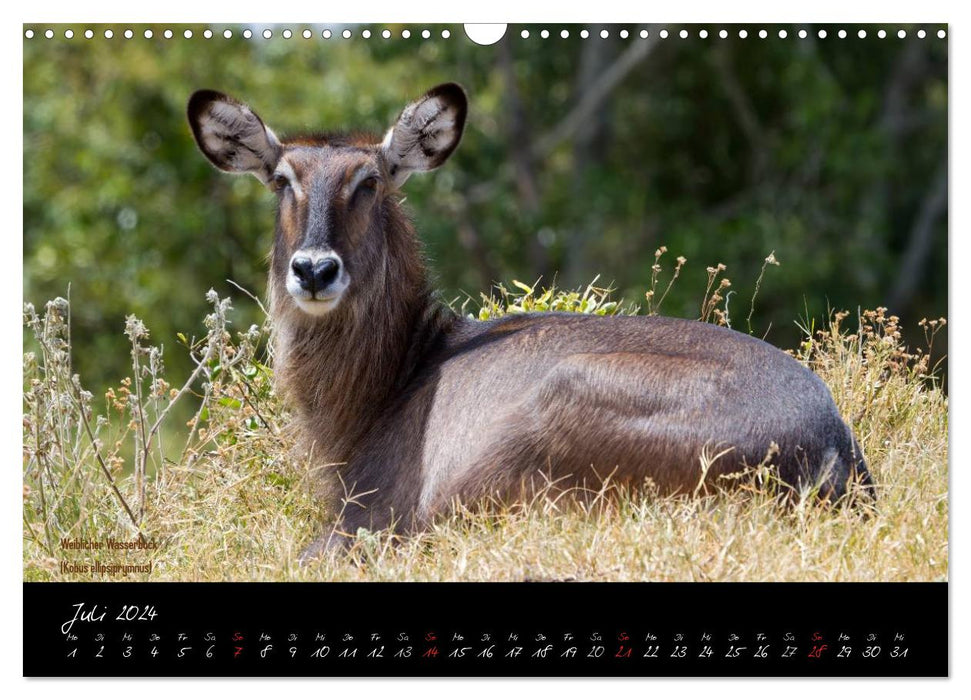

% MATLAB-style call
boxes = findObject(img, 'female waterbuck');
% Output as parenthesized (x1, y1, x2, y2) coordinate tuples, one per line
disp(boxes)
(188, 83, 870, 558)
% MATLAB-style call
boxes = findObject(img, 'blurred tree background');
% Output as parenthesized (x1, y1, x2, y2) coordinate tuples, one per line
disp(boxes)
(24, 24, 948, 398)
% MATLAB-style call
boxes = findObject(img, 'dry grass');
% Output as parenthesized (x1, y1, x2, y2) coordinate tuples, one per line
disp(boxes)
(22, 263, 948, 583)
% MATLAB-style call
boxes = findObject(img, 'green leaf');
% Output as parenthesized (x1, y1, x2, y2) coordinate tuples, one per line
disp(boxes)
(267, 472, 290, 488)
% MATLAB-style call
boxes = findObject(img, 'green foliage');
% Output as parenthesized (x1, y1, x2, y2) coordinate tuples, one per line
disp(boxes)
(23, 24, 947, 397)
(472, 277, 632, 320)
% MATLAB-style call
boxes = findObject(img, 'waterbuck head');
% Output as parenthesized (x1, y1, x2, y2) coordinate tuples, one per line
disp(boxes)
(187, 83, 467, 319)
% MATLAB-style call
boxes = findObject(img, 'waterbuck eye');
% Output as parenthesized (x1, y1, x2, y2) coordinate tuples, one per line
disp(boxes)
(350, 175, 379, 207)
(271, 173, 291, 192)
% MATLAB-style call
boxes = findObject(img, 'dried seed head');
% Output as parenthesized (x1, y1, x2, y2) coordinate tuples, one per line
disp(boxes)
(124, 315, 149, 342)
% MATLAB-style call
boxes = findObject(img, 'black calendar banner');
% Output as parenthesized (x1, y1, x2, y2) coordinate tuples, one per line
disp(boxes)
(23, 582, 947, 676)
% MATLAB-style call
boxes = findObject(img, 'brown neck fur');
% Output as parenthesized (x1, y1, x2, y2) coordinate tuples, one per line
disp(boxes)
(269, 200, 453, 463)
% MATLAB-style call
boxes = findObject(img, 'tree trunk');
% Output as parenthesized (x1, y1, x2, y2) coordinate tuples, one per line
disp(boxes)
(565, 26, 615, 285)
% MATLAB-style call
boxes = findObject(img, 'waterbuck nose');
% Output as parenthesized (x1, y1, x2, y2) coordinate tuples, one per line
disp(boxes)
(314, 258, 340, 290)
(291, 256, 341, 294)
(291, 257, 315, 292)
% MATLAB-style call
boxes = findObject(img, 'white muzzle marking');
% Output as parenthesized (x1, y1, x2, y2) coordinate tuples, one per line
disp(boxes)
(286, 249, 350, 316)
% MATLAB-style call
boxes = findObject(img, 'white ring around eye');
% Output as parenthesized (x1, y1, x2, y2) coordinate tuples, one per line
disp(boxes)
(272, 161, 303, 198)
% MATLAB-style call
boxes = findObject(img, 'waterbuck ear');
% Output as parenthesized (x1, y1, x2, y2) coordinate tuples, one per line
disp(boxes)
(187, 90, 282, 183)
(381, 83, 467, 187)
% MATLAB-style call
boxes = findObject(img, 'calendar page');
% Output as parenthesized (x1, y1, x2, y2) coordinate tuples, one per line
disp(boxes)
(21, 20, 948, 677)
